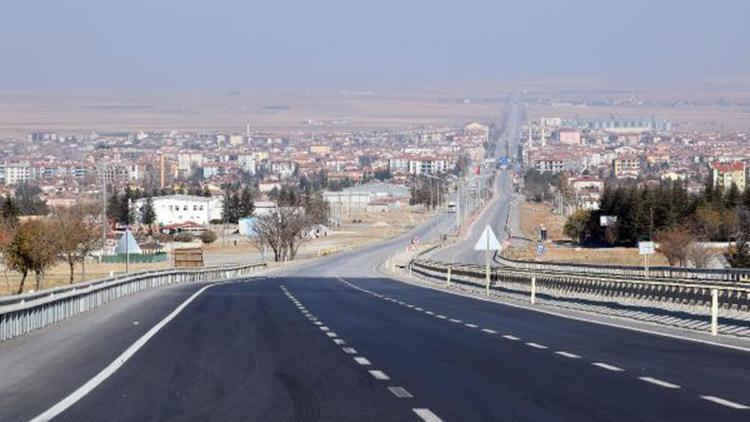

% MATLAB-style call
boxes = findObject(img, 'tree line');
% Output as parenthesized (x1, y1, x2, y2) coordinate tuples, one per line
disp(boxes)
(563, 180, 750, 267)
(1, 203, 101, 293)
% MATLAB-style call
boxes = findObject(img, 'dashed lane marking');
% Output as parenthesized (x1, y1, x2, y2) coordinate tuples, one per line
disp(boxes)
(465, 323, 478, 328)
(325, 332, 338, 338)
(449, 319, 462, 323)
(333, 339, 346, 345)
(342, 347, 357, 354)
(592, 362, 624, 372)
(354, 357, 372, 366)
(369, 370, 391, 380)
(525, 342, 548, 350)
(481, 328, 497, 334)
(700, 395, 749, 410)
(555, 351, 581, 359)
(638, 377, 680, 389)
(413, 408, 444, 422)
(503, 335, 520, 341)
(388, 386, 414, 398)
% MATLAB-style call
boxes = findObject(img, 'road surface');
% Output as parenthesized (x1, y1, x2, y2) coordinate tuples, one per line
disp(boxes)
(1, 208, 750, 421)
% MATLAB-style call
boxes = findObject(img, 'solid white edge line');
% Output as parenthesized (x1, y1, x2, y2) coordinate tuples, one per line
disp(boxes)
(30, 283, 216, 422)
(413, 408, 444, 422)
(700, 395, 750, 409)
(638, 376, 680, 389)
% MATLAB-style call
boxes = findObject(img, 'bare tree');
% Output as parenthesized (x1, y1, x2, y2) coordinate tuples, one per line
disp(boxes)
(53, 203, 102, 283)
(655, 225, 693, 266)
(253, 207, 312, 262)
(686, 242, 712, 268)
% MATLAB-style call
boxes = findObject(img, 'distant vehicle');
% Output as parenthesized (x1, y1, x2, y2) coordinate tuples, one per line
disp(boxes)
(447, 202, 457, 213)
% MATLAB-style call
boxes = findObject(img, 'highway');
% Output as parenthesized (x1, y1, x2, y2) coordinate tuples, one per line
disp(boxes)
(432, 101, 527, 265)
(1, 106, 749, 421)
(1, 208, 749, 421)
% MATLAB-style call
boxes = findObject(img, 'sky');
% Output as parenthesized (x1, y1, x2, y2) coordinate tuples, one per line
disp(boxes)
(0, 0, 748, 91)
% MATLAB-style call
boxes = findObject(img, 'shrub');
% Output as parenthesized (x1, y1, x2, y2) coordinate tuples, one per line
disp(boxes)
(198, 230, 218, 244)
(174, 231, 195, 242)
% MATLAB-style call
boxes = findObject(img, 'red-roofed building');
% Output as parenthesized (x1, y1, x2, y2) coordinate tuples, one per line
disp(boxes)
(711, 161, 746, 191)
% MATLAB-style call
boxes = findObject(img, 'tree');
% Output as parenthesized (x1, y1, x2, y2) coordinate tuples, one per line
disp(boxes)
(140, 196, 156, 228)
(563, 209, 591, 244)
(106, 191, 121, 222)
(685, 242, 712, 268)
(655, 225, 693, 266)
(239, 186, 255, 219)
(305, 192, 330, 225)
(0, 194, 20, 223)
(4, 219, 61, 293)
(15, 183, 49, 215)
(53, 204, 102, 283)
(253, 207, 312, 262)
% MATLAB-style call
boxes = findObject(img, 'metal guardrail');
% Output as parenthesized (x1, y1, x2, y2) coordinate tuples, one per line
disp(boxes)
(410, 257, 750, 336)
(496, 249, 750, 283)
(0, 262, 266, 342)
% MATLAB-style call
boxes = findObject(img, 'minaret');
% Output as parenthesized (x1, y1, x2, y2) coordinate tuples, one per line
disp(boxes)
(528, 126, 533, 147)
(540, 127, 547, 147)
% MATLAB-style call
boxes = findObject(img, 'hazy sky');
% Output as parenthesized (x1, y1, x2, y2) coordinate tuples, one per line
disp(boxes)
(1, 0, 748, 91)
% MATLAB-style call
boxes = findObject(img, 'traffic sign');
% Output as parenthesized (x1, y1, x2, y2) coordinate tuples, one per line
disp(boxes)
(536, 243, 546, 256)
(638, 241, 655, 255)
(474, 225, 501, 251)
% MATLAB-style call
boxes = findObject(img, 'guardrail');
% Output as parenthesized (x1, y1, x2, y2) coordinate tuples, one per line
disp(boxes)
(0, 262, 266, 342)
(494, 253, 750, 283)
(410, 258, 750, 336)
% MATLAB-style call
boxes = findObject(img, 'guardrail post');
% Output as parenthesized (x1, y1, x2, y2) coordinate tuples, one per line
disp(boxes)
(531, 276, 536, 304)
(711, 288, 719, 336)
(446, 267, 452, 288)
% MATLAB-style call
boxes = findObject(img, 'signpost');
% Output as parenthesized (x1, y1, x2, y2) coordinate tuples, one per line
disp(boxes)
(474, 225, 501, 296)
(638, 241, 656, 278)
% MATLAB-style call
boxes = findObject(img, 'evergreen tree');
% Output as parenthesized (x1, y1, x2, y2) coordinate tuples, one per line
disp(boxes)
(106, 192, 121, 222)
(239, 186, 255, 218)
(0, 194, 20, 224)
(140, 196, 156, 226)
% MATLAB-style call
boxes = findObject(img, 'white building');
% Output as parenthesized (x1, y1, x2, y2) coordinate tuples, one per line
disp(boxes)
(135, 194, 223, 226)
(2, 163, 36, 186)
(237, 155, 256, 174)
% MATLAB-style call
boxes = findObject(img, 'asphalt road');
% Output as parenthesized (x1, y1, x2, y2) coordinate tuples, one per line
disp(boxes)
(2, 208, 749, 421)
(433, 102, 527, 265)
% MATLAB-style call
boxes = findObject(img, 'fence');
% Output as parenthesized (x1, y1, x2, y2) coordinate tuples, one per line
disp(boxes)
(410, 258, 750, 336)
(0, 262, 266, 342)
(494, 253, 750, 283)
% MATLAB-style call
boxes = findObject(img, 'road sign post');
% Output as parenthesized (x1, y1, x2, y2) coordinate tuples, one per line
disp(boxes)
(638, 241, 655, 278)
(474, 225, 501, 297)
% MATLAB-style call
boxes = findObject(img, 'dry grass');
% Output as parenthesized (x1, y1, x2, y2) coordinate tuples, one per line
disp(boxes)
(515, 200, 670, 266)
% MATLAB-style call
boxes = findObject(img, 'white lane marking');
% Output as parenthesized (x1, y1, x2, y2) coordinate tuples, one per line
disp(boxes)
(388, 386, 414, 398)
(342, 347, 357, 354)
(425, 311, 435, 315)
(449, 318, 462, 323)
(333, 339, 346, 345)
(369, 370, 391, 380)
(465, 323, 478, 328)
(503, 335, 520, 341)
(354, 357, 372, 365)
(481, 328, 497, 334)
(413, 408, 444, 422)
(319, 326, 330, 331)
(415, 307, 424, 311)
(326, 332, 338, 338)
(525, 342, 548, 349)
(555, 351, 581, 359)
(592, 362, 624, 372)
(700, 395, 750, 409)
(436, 315, 447, 319)
(29, 283, 216, 422)
(314, 321, 323, 326)
(638, 377, 680, 389)
(406, 304, 415, 308)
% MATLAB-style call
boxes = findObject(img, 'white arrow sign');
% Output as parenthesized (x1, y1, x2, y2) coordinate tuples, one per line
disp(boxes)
(474, 225, 501, 251)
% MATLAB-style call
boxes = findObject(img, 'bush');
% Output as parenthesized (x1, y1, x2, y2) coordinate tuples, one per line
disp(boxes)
(174, 232, 195, 242)
(198, 230, 218, 244)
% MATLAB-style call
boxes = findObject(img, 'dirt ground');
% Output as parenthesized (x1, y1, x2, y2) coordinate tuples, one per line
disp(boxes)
(514, 200, 670, 267)
(0, 206, 430, 296)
